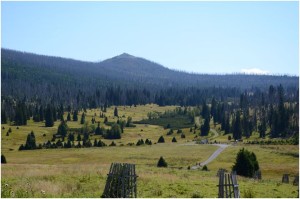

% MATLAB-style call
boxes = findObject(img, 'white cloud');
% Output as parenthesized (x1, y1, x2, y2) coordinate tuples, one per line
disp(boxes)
(240, 68, 270, 75)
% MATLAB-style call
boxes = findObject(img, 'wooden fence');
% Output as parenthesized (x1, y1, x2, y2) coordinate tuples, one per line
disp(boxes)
(102, 163, 138, 198)
(218, 170, 240, 198)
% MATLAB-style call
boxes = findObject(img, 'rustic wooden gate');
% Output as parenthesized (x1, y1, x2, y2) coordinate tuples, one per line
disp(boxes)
(102, 163, 138, 198)
(218, 170, 240, 198)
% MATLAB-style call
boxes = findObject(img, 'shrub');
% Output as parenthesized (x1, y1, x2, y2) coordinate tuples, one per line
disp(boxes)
(158, 136, 165, 143)
(109, 141, 116, 146)
(177, 129, 183, 134)
(157, 156, 167, 167)
(167, 129, 174, 135)
(228, 135, 232, 140)
(172, 137, 177, 142)
(181, 133, 186, 138)
(232, 148, 259, 177)
(1, 154, 7, 164)
(202, 165, 208, 171)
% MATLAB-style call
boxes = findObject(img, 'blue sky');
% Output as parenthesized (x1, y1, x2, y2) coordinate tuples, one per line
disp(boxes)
(1, 1, 299, 75)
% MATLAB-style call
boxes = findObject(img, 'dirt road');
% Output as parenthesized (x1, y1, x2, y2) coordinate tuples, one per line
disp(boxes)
(191, 143, 229, 170)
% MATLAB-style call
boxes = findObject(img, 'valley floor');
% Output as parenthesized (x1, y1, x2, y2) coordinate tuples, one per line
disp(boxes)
(1, 105, 299, 198)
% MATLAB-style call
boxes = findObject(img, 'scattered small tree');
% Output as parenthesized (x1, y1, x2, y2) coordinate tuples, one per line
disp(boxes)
(172, 137, 177, 142)
(67, 112, 71, 121)
(80, 112, 85, 124)
(95, 122, 102, 135)
(73, 110, 78, 121)
(114, 107, 118, 117)
(202, 165, 208, 171)
(158, 136, 165, 143)
(57, 120, 68, 137)
(157, 156, 167, 167)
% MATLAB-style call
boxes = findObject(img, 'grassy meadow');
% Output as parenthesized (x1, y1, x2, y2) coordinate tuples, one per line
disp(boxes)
(1, 104, 299, 198)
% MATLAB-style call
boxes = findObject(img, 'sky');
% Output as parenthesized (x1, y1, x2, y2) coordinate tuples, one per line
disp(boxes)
(1, 1, 299, 75)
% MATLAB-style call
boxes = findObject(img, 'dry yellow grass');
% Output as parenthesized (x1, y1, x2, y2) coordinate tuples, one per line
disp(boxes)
(1, 104, 299, 198)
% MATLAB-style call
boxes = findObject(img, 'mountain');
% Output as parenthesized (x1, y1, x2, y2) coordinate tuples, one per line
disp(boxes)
(1, 48, 298, 108)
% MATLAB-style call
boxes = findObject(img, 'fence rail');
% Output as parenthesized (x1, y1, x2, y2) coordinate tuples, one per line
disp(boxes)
(102, 163, 138, 198)
(218, 170, 240, 198)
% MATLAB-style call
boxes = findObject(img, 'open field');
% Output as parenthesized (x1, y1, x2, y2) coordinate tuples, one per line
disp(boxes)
(1, 105, 299, 198)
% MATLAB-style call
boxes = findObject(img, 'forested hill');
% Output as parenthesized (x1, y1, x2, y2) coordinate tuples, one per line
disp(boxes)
(1, 48, 299, 109)
(2, 48, 298, 91)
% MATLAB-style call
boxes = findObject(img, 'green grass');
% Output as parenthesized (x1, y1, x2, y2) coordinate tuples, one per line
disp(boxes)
(1, 104, 299, 198)
(135, 115, 193, 129)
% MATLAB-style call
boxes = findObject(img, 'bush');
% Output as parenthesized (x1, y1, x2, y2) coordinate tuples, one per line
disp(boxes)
(232, 148, 259, 177)
(167, 129, 174, 135)
(181, 133, 186, 138)
(158, 136, 165, 143)
(157, 156, 167, 167)
(1, 154, 7, 164)
(228, 135, 232, 141)
(177, 129, 183, 134)
(172, 137, 177, 142)
(202, 165, 208, 171)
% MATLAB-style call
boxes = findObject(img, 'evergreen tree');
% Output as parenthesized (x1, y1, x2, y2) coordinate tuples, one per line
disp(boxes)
(65, 140, 72, 148)
(233, 112, 242, 140)
(157, 156, 168, 167)
(39, 106, 44, 121)
(105, 123, 121, 139)
(68, 133, 75, 141)
(52, 107, 57, 122)
(158, 135, 165, 143)
(258, 117, 267, 138)
(114, 107, 118, 117)
(225, 116, 230, 134)
(73, 110, 78, 121)
(242, 110, 251, 138)
(232, 148, 259, 177)
(14, 102, 27, 125)
(24, 131, 37, 150)
(201, 101, 210, 119)
(211, 97, 217, 124)
(77, 134, 81, 141)
(33, 106, 40, 122)
(95, 122, 102, 135)
(45, 105, 54, 127)
(126, 116, 132, 127)
(80, 112, 85, 124)
(200, 117, 210, 136)
(57, 120, 68, 137)
(94, 139, 98, 147)
(172, 137, 177, 142)
(67, 112, 71, 121)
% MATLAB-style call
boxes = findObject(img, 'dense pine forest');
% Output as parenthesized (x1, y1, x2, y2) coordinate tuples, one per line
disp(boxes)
(1, 48, 299, 141)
